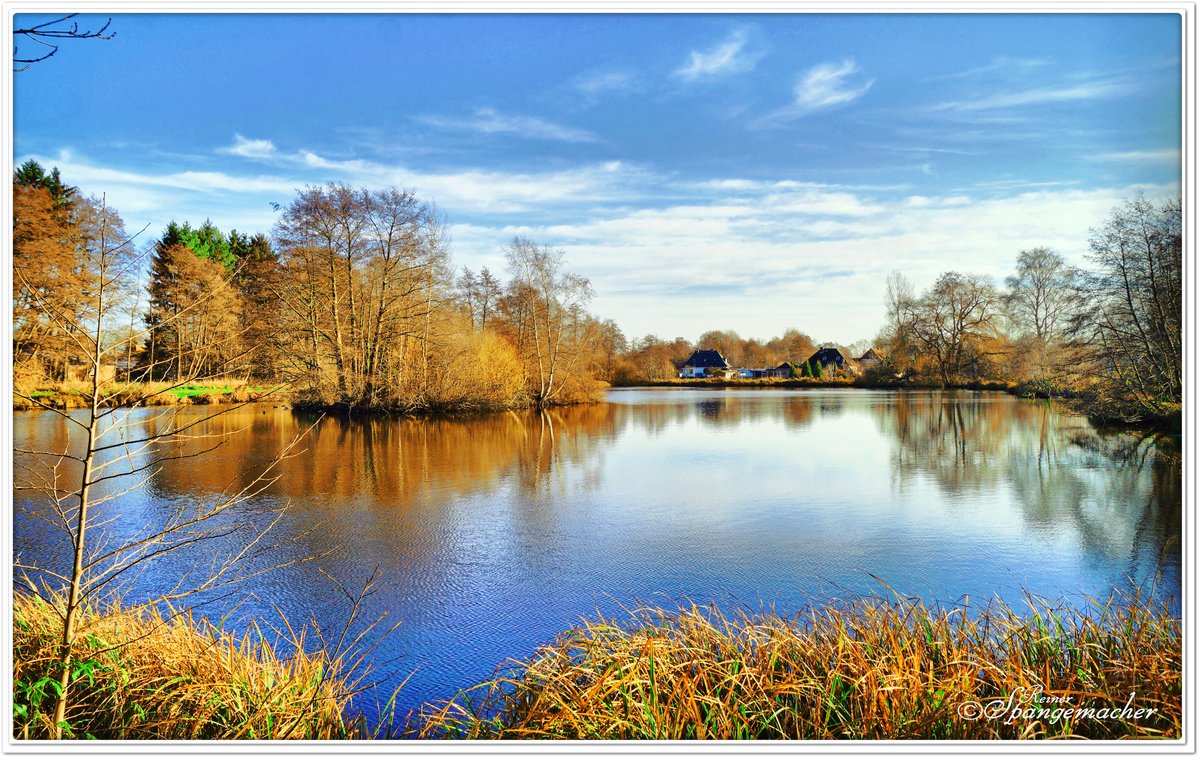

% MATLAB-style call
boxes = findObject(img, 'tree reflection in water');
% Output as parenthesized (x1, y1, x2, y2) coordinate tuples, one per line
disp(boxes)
(13, 389, 1181, 723)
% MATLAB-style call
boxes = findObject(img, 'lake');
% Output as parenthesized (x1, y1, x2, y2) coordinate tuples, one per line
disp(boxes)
(12, 388, 1181, 722)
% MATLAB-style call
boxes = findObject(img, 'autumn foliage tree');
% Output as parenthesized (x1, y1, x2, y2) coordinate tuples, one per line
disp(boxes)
(883, 271, 1002, 386)
(13, 164, 131, 386)
(499, 237, 601, 407)
(141, 242, 244, 380)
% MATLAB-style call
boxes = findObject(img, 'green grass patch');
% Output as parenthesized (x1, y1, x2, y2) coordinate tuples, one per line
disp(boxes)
(170, 385, 236, 398)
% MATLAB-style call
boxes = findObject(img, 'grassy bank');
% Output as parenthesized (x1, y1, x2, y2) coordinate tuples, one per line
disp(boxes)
(14, 380, 275, 410)
(12, 592, 369, 740)
(417, 591, 1180, 740)
(14, 588, 1178, 740)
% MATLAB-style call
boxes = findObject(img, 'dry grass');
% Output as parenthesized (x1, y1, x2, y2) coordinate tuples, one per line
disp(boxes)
(416, 590, 1180, 740)
(13, 379, 272, 410)
(12, 587, 1180, 741)
(12, 591, 374, 740)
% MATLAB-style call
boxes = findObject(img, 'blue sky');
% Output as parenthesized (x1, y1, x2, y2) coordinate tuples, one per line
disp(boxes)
(13, 12, 1182, 344)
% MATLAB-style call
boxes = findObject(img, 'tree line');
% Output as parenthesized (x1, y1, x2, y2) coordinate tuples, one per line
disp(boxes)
(12, 162, 1182, 421)
(876, 193, 1181, 421)
(13, 162, 619, 412)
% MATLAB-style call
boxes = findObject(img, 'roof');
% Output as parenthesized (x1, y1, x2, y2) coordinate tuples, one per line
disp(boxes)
(775, 362, 797, 370)
(859, 348, 885, 361)
(683, 349, 730, 368)
(807, 347, 849, 364)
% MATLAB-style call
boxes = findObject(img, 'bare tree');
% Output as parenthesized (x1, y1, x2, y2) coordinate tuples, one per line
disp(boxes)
(1076, 194, 1182, 415)
(502, 237, 595, 407)
(13, 198, 307, 738)
(272, 184, 450, 408)
(880, 271, 918, 374)
(896, 272, 1000, 386)
(14, 14, 113, 69)
(1004, 247, 1083, 379)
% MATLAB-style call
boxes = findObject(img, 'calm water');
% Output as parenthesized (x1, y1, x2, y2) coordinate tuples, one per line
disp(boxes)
(13, 389, 1182, 720)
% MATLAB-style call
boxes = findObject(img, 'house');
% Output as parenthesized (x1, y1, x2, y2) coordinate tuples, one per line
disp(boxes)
(766, 362, 798, 379)
(680, 349, 731, 378)
(805, 347, 855, 375)
(858, 348, 886, 370)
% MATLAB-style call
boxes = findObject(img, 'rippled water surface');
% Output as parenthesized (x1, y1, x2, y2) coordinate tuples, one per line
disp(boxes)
(14, 389, 1181, 719)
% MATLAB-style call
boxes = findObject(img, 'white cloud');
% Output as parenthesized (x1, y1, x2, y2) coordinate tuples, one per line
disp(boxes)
(1087, 149, 1181, 164)
(28, 143, 645, 224)
(221, 134, 278, 159)
(575, 69, 638, 96)
(794, 59, 875, 111)
(40, 150, 295, 194)
(27, 140, 1178, 345)
(754, 59, 874, 126)
(931, 78, 1135, 112)
(417, 107, 597, 143)
(673, 29, 763, 81)
(446, 181, 1177, 344)
(926, 57, 1050, 82)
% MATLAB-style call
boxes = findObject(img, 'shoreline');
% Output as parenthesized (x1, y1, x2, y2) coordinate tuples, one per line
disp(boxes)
(610, 378, 1181, 433)
(14, 379, 1179, 433)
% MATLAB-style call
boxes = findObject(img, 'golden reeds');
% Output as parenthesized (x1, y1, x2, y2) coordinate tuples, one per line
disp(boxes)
(416, 590, 1180, 740)
(12, 592, 367, 740)
(13, 588, 1180, 741)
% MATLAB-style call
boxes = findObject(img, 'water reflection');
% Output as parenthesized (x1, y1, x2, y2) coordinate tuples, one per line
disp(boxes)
(13, 389, 1181, 720)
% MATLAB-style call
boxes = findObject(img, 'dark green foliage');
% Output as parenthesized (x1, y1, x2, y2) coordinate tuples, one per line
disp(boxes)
(156, 220, 235, 270)
(181, 220, 234, 269)
(14, 159, 76, 209)
(800, 362, 812, 378)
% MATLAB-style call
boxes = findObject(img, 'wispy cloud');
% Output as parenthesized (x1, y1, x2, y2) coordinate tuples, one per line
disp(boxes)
(794, 59, 875, 111)
(673, 28, 763, 81)
(468, 181, 1174, 342)
(221, 134, 278, 159)
(48, 148, 295, 194)
(754, 59, 874, 126)
(575, 69, 639, 97)
(1087, 148, 1181, 164)
(930, 77, 1135, 113)
(867, 144, 979, 156)
(41, 139, 642, 221)
(417, 107, 598, 143)
(926, 57, 1049, 82)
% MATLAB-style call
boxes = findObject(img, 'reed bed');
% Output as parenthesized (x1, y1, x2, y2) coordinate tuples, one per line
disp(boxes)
(416, 590, 1180, 740)
(12, 589, 1180, 741)
(12, 591, 369, 740)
